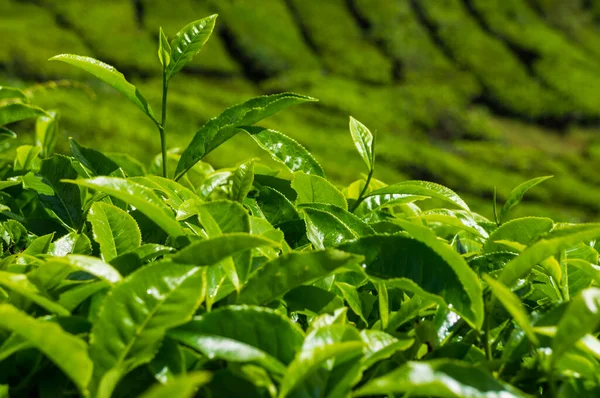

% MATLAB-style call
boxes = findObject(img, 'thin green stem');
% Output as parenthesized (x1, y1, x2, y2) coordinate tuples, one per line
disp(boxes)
(493, 186, 500, 226)
(159, 71, 169, 178)
(350, 168, 374, 212)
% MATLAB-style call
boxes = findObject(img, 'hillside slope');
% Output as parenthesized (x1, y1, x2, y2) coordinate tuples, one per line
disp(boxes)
(2, 0, 600, 221)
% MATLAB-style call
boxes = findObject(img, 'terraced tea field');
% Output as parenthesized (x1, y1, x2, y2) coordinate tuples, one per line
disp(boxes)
(3, 0, 600, 221)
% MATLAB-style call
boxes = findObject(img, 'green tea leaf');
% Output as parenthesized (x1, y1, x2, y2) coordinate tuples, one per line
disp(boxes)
(66, 177, 184, 237)
(483, 274, 538, 345)
(335, 282, 367, 324)
(241, 126, 325, 177)
(338, 230, 483, 329)
(0, 271, 70, 315)
(35, 110, 58, 158)
(38, 155, 83, 230)
(89, 262, 205, 395)
(0, 103, 48, 126)
(49, 54, 156, 121)
(238, 249, 362, 305)
(0, 86, 27, 102)
(140, 372, 212, 398)
(170, 306, 304, 374)
(14, 145, 41, 172)
(349, 116, 374, 171)
(292, 171, 347, 209)
(500, 176, 553, 222)
(69, 138, 121, 177)
(363, 181, 470, 212)
(499, 224, 600, 287)
(302, 207, 357, 249)
(171, 233, 280, 266)
(158, 27, 171, 67)
(354, 359, 525, 397)
(132, 176, 201, 210)
(552, 287, 600, 361)
(88, 202, 141, 262)
(175, 93, 316, 180)
(52, 254, 122, 285)
(148, 336, 184, 384)
(360, 329, 413, 369)
(0, 304, 93, 395)
(166, 15, 218, 80)
(484, 217, 554, 254)
(299, 203, 375, 236)
(231, 160, 254, 202)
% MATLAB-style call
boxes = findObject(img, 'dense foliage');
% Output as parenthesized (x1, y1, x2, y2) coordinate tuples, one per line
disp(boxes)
(4, 0, 600, 222)
(2, 12, 600, 398)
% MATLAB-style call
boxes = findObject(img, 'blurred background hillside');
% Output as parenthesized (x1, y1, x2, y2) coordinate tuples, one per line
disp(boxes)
(3, 0, 600, 221)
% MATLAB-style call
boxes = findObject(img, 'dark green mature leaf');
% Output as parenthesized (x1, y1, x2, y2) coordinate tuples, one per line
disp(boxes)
(354, 359, 525, 397)
(89, 262, 205, 395)
(349, 116, 374, 171)
(238, 249, 362, 305)
(0, 126, 17, 142)
(171, 233, 280, 266)
(484, 217, 554, 253)
(483, 275, 538, 345)
(552, 287, 600, 361)
(36, 110, 58, 158)
(140, 372, 212, 398)
(88, 202, 141, 262)
(38, 155, 83, 230)
(339, 231, 484, 329)
(0, 304, 93, 395)
(499, 224, 600, 287)
(175, 93, 316, 180)
(170, 306, 304, 374)
(241, 127, 325, 177)
(292, 172, 347, 209)
(255, 186, 300, 226)
(158, 27, 171, 68)
(500, 176, 553, 222)
(149, 336, 184, 384)
(49, 54, 156, 121)
(66, 177, 184, 237)
(0, 103, 48, 126)
(363, 181, 470, 212)
(69, 138, 121, 177)
(231, 160, 254, 203)
(166, 15, 218, 80)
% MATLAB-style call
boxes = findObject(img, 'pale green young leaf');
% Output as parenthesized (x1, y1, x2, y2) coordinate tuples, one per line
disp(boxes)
(363, 180, 470, 212)
(354, 359, 525, 397)
(335, 282, 367, 324)
(303, 208, 357, 249)
(0, 103, 48, 126)
(500, 176, 553, 222)
(231, 160, 254, 202)
(158, 27, 171, 67)
(88, 202, 141, 262)
(241, 126, 325, 177)
(35, 110, 58, 157)
(140, 372, 212, 398)
(51, 255, 122, 285)
(552, 287, 600, 360)
(13, 145, 41, 172)
(0, 271, 70, 315)
(175, 93, 316, 180)
(499, 224, 600, 287)
(0, 304, 93, 395)
(483, 274, 539, 345)
(292, 171, 347, 209)
(89, 261, 206, 396)
(349, 116, 374, 171)
(0, 86, 28, 102)
(65, 177, 184, 237)
(166, 15, 218, 80)
(49, 54, 156, 121)
(360, 329, 413, 369)
(69, 138, 122, 177)
(483, 217, 554, 254)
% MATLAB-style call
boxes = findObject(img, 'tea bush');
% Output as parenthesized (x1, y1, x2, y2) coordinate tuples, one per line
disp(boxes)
(2, 15, 600, 398)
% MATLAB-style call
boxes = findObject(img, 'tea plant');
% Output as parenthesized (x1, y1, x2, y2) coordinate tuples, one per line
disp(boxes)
(0, 14, 600, 398)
